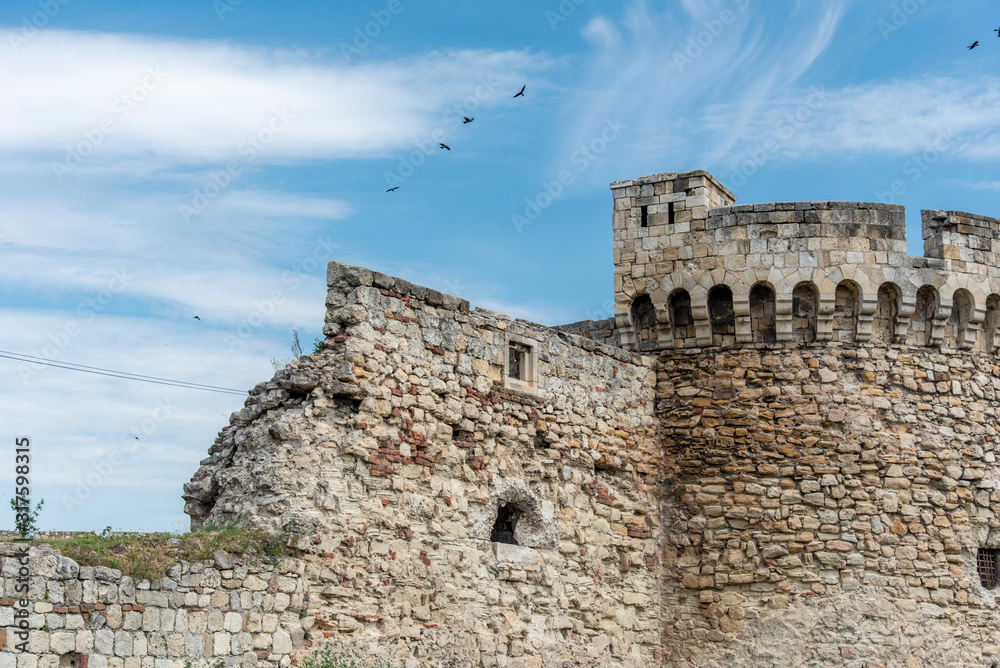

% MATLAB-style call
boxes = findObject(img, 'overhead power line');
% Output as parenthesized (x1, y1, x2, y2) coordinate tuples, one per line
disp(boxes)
(0, 350, 247, 396)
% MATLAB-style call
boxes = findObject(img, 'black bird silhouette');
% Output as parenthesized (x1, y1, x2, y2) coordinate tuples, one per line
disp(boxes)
(193, 316, 201, 320)
(513, 85, 526, 98)
(439, 143, 451, 150)
(463, 116, 474, 124)
(969, 41, 980, 49)
(386, 187, 399, 192)
(995, 27, 999, 37)
(134, 436, 139, 440)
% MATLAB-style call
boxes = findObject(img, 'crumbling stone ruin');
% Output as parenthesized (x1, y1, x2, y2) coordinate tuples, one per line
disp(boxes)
(183, 262, 661, 667)
(8, 168, 1000, 667)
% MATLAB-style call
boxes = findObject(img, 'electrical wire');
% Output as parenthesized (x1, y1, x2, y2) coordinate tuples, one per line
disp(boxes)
(0, 349, 247, 395)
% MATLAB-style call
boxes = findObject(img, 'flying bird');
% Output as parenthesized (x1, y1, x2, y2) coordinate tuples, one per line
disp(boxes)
(463, 117, 474, 124)
(969, 41, 980, 49)
(439, 143, 451, 150)
(193, 316, 201, 320)
(995, 27, 999, 37)
(513, 85, 526, 98)
(386, 187, 399, 192)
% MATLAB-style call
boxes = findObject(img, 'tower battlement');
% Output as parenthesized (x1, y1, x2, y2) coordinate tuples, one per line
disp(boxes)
(923, 209, 1000, 264)
(613, 170, 999, 355)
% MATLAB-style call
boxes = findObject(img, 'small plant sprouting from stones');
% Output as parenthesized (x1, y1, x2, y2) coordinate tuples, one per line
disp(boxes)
(251, 533, 288, 566)
(10, 497, 44, 539)
(299, 645, 394, 668)
(272, 329, 325, 370)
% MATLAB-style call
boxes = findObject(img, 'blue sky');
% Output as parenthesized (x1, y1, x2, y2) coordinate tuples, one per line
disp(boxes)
(1, 0, 998, 531)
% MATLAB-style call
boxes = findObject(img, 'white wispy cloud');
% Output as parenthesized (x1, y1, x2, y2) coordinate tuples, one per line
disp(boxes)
(552, 0, 855, 180)
(0, 29, 549, 327)
(748, 77, 1000, 160)
(0, 30, 548, 169)
(0, 243, 330, 326)
(217, 191, 352, 219)
(555, 0, 1000, 183)
(581, 16, 620, 49)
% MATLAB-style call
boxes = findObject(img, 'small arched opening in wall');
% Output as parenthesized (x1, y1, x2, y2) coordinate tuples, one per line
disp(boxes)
(832, 280, 860, 343)
(708, 285, 736, 346)
(491, 504, 521, 545)
(978, 294, 1000, 353)
(908, 285, 938, 346)
(58, 653, 83, 668)
(749, 282, 776, 344)
(630, 294, 658, 352)
(872, 283, 900, 346)
(791, 281, 818, 344)
(469, 477, 559, 550)
(966, 525, 1000, 608)
(669, 289, 694, 348)
(949, 288, 974, 348)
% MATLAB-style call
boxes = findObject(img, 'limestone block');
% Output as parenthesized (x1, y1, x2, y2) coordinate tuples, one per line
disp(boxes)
(271, 630, 293, 654)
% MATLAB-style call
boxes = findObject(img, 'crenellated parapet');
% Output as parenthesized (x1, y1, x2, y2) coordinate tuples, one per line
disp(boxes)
(612, 170, 1000, 355)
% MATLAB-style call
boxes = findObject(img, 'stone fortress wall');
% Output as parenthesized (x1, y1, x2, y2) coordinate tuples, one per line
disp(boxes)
(0, 544, 310, 668)
(182, 263, 663, 667)
(613, 170, 1000, 665)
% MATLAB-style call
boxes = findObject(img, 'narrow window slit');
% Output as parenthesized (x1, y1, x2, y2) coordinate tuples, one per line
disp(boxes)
(640, 205, 648, 228)
(708, 285, 736, 347)
(630, 295, 658, 352)
(668, 202, 675, 225)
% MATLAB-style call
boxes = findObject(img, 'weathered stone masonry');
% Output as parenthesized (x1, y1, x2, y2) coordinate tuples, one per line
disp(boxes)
(658, 345, 1000, 666)
(0, 544, 309, 668)
(183, 263, 661, 666)
(613, 170, 1000, 666)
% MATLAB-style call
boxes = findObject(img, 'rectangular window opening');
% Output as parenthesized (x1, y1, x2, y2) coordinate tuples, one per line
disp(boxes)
(508, 343, 528, 381)
(978, 548, 999, 589)
(668, 202, 676, 225)
(640, 205, 648, 228)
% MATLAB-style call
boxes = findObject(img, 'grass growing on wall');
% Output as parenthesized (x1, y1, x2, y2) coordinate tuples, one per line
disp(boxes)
(33, 525, 292, 581)
(300, 647, 396, 668)
(300, 645, 458, 668)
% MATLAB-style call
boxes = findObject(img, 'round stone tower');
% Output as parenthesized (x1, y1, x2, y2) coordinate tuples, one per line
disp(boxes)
(612, 170, 1000, 665)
